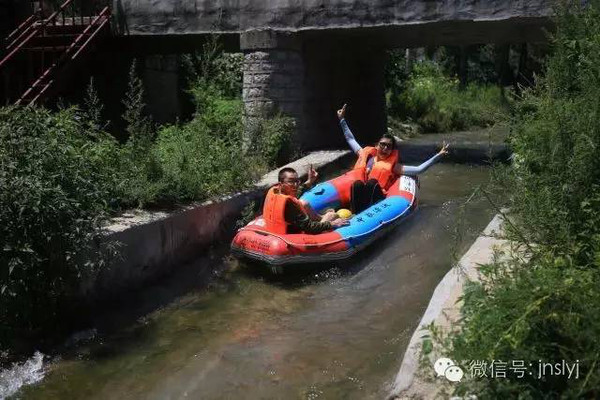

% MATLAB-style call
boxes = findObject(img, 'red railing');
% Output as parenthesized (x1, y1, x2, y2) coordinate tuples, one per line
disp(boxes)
(1, 0, 111, 106)
(18, 7, 111, 105)
(5, 14, 38, 51)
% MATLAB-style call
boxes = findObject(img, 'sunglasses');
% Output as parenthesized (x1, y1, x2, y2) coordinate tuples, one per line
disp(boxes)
(283, 178, 300, 185)
(378, 141, 393, 149)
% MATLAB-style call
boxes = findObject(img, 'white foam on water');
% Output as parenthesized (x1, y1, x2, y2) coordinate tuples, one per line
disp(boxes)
(0, 351, 46, 399)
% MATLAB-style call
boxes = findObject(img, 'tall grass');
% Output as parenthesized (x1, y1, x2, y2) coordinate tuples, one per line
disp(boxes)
(445, 2, 600, 398)
(0, 107, 118, 350)
(386, 56, 508, 132)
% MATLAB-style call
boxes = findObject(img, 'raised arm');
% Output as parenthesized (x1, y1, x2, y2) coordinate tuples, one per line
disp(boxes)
(394, 142, 449, 176)
(337, 104, 362, 154)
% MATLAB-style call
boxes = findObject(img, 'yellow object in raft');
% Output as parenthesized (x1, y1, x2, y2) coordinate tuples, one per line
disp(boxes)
(336, 209, 353, 219)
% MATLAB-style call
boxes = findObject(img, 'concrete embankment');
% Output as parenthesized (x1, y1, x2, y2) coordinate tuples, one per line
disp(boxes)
(81, 150, 352, 301)
(388, 213, 512, 399)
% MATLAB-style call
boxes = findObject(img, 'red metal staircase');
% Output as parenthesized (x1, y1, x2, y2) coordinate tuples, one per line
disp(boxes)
(1, 0, 111, 106)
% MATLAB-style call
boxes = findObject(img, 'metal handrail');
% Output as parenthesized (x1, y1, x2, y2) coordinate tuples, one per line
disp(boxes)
(5, 14, 39, 49)
(29, 11, 111, 104)
(17, 6, 110, 105)
(1, 0, 76, 68)
(1, 0, 111, 105)
(2, 0, 109, 67)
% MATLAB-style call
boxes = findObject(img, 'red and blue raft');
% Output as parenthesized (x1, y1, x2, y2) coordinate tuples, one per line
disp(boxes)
(231, 172, 418, 265)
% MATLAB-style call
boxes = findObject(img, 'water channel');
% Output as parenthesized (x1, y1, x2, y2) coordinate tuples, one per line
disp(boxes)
(11, 163, 495, 400)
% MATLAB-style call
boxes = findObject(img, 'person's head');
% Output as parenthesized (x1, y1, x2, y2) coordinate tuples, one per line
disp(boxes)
(278, 167, 300, 196)
(377, 133, 396, 159)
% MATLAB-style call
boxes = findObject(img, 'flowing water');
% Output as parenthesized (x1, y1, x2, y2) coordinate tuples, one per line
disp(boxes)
(8, 163, 495, 400)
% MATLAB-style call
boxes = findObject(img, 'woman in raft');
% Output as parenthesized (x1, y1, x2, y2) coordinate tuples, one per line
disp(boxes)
(337, 104, 449, 213)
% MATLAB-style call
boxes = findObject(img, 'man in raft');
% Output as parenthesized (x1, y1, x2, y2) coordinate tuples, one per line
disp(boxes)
(337, 104, 449, 213)
(263, 167, 349, 234)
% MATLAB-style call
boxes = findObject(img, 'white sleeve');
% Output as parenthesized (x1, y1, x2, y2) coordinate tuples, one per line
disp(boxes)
(401, 152, 442, 176)
(339, 119, 362, 154)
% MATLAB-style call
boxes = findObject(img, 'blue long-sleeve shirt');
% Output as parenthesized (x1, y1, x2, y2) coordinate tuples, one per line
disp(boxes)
(339, 119, 442, 176)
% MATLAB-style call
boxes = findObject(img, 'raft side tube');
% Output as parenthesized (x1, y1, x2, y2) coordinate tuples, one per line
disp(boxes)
(336, 196, 412, 247)
(232, 210, 417, 266)
(231, 228, 289, 257)
(387, 175, 418, 203)
(232, 226, 349, 257)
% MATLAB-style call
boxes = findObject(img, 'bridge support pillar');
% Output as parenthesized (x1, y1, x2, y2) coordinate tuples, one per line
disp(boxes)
(241, 31, 386, 152)
(241, 30, 305, 150)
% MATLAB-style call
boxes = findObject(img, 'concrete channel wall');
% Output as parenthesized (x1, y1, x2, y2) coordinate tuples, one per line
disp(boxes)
(389, 213, 511, 399)
(80, 150, 352, 301)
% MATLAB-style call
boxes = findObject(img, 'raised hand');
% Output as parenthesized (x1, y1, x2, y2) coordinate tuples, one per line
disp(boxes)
(306, 164, 318, 186)
(439, 141, 450, 156)
(337, 103, 347, 120)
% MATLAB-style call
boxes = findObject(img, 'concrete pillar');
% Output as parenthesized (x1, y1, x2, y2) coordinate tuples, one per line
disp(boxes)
(241, 30, 305, 150)
(241, 31, 386, 152)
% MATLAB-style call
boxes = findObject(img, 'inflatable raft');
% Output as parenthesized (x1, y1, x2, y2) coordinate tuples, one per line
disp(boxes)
(231, 172, 418, 266)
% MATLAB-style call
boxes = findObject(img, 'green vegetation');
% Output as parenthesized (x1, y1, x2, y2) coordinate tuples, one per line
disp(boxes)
(0, 39, 292, 353)
(443, 2, 600, 397)
(0, 107, 118, 350)
(385, 50, 509, 134)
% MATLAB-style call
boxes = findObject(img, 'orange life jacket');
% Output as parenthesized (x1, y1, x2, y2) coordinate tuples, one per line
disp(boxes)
(262, 185, 307, 234)
(352, 146, 399, 191)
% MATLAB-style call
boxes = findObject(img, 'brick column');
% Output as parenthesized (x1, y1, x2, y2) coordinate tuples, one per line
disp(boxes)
(241, 30, 305, 150)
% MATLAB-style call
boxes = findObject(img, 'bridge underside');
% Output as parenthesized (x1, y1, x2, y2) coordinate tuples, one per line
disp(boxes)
(116, 16, 550, 54)
(110, 14, 551, 149)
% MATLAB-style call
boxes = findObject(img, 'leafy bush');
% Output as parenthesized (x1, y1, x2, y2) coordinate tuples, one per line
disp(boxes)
(111, 62, 166, 207)
(450, 249, 600, 398)
(388, 61, 507, 132)
(507, 3, 600, 250)
(445, 2, 600, 398)
(0, 107, 118, 349)
(152, 108, 252, 201)
(149, 105, 294, 203)
(122, 42, 293, 206)
(183, 37, 244, 111)
(246, 114, 295, 167)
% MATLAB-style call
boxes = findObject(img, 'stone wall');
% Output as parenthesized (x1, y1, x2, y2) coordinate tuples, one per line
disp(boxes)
(241, 31, 306, 147)
(242, 49, 304, 137)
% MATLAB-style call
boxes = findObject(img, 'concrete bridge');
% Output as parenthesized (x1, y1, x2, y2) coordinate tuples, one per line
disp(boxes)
(116, 0, 553, 149)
